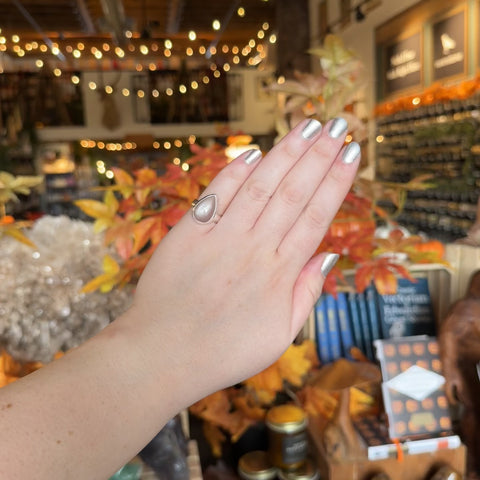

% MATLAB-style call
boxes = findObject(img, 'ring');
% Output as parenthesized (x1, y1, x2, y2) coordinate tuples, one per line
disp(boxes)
(191, 194, 220, 224)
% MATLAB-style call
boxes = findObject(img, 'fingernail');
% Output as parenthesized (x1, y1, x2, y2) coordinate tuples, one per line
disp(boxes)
(244, 149, 263, 165)
(301, 119, 322, 139)
(321, 253, 339, 277)
(328, 117, 348, 139)
(342, 142, 361, 164)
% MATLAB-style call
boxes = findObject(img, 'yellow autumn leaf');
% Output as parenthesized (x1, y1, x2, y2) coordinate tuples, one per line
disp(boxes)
(277, 342, 315, 387)
(80, 254, 120, 293)
(0, 171, 43, 204)
(75, 190, 119, 233)
(1, 225, 36, 248)
(112, 168, 134, 199)
(243, 363, 283, 405)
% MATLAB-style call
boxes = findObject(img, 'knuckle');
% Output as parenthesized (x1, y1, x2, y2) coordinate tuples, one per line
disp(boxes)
(328, 165, 346, 186)
(304, 202, 329, 229)
(245, 179, 272, 203)
(279, 182, 305, 206)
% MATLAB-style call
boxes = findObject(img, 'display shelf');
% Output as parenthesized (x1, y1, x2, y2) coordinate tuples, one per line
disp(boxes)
(375, 94, 480, 242)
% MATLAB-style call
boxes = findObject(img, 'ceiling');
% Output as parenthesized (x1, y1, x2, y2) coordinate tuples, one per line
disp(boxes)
(0, 0, 276, 65)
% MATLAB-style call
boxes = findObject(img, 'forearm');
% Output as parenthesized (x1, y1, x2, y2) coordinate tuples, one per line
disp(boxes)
(0, 307, 184, 480)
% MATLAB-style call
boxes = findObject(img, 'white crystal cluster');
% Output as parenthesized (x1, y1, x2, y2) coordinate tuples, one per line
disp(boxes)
(0, 216, 133, 363)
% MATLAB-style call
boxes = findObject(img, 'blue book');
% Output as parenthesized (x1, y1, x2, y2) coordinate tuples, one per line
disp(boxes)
(356, 292, 374, 360)
(336, 292, 354, 358)
(376, 277, 435, 338)
(314, 296, 331, 364)
(346, 291, 365, 354)
(325, 294, 342, 361)
(365, 285, 382, 341)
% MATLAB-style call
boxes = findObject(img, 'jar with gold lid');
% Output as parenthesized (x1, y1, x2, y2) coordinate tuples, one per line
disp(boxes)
(238, 450, 278, 480)
(265, 404, 308, 471)
(277, 458, 320, 480)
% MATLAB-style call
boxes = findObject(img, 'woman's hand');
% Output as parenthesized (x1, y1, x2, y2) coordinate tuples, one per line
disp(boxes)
(0, 118, 360, 480)
(132, 117, 360, 403)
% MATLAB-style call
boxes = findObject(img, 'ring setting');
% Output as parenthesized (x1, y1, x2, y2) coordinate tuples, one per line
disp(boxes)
(191, 194, 219, 224)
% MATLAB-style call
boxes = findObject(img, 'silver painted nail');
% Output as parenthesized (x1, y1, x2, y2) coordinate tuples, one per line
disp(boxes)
(342, 142, 361, 164)
(321, 253, 339, 277)
(328, 117, 348, 139)
(244, 149, 263, 165)
(301, 119, 322, 139)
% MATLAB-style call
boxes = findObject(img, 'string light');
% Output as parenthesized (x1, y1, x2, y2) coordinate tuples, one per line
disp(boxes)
(212, 20, 221, 30)
(188, 31, 196, 41)
(237, 7, 245, 17)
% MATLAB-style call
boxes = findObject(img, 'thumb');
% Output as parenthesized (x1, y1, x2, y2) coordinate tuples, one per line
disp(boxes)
(290, 253, 339, 338)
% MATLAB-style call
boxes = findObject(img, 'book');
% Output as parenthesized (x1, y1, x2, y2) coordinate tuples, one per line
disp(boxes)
(325, 294, 342, 361)
(354, 416, 461, 461)
(336, 292, 354, 358)
(374, 336, 452, 440)
(356, 292, 374, 360)
(376, 277, 436, 338)
(365, 285, 382, 341)
(314, 296, 331, 364)
(346, 291, 365, 354)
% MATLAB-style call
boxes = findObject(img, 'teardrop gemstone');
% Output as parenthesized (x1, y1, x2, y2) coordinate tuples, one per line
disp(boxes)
(192, 194, 217, 224)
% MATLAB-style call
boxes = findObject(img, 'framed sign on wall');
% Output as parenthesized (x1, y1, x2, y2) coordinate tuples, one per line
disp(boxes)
(432, 6, 467, 82)
(381, 31, 423, 98)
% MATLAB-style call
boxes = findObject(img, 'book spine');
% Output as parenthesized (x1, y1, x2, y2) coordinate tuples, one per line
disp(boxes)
(336, 292, 354, 358)
(356, 292, 374, 360)
(366, 285, 382, 341)
(325, 294, 342, 361)
(347, 292, 365, 354)
(314, 296, 331, 364)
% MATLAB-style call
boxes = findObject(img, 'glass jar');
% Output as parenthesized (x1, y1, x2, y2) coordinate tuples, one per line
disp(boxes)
(266, 405, 308, 471)
(277, 458, 320, 480)
(238, 450, 278, 480)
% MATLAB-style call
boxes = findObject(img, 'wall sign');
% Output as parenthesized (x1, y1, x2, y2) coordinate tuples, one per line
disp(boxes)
(432, 9, 466, 81)
(383, 32, 422, 96)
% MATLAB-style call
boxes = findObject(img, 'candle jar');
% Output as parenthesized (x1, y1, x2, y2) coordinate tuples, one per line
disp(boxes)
(266, 405, 308, 471)
(238, 450, 278, 480)
(277, 458, 320, 480)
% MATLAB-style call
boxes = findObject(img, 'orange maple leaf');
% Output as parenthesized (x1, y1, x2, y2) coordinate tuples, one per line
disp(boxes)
(374, 228, 424, 256)
(354, 257, 416, 294)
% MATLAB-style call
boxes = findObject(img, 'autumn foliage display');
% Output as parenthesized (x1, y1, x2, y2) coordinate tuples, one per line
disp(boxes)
(73, 34, 449, 456)
(73, 139, 446, 455)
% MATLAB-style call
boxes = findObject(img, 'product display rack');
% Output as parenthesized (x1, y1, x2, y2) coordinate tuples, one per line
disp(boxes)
(375, 94, 480, 242)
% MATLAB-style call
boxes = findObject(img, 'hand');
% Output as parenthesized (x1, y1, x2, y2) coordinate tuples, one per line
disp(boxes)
(131, 118, 360, 404)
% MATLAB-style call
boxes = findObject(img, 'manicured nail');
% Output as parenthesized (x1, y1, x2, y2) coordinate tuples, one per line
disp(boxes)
(244, 149, 263, 165)
(328, 117, 348, 139)
(321, 253, 339, 277)
(342, 142, 361, 164)
(301, 119, 322, 139)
